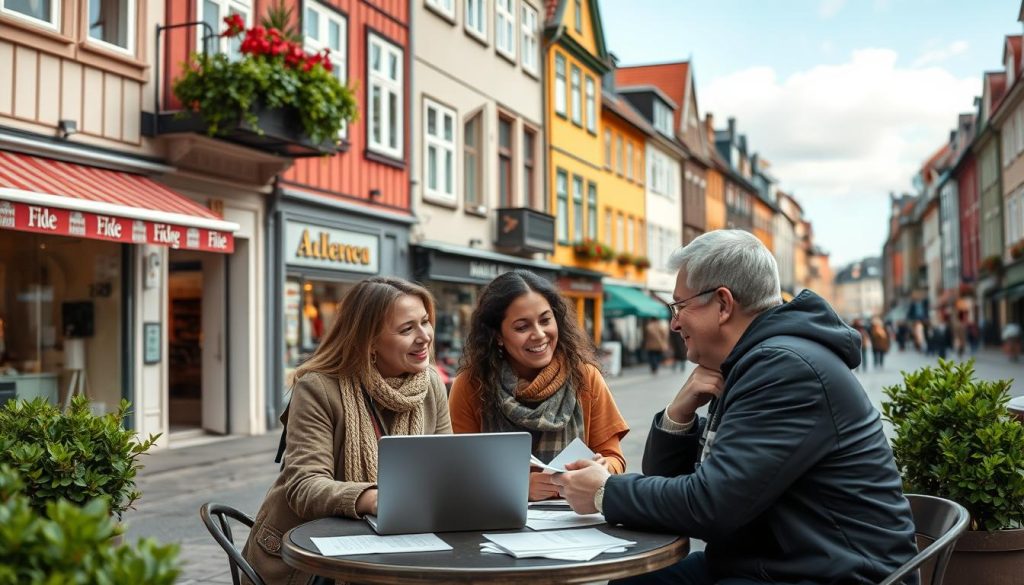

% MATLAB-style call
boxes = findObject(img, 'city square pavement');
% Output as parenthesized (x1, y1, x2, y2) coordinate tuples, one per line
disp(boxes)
(123, 348, 1022, 584)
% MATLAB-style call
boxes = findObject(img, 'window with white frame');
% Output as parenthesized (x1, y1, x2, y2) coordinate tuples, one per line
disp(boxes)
(424, 99, 456, 202)
(496, 0, 515, 59)
(201, 0, 251, 56)
(625, 142, 633, 181)
(523, 126, 536, 208)
(585, 75, 596, 133)
(587, 182, 597, 239)
(626, 217, 634, 252)
(573, 175, 584, 240)
(465, 0, 486, 40)
(1004, 117, 1015, 168)
(573, 0, 581, 32)
(464, 112, 483, 209)
(1017, 107, 1024, 157)
(653, 100, 673, 136)
(425, 0, 454, 19)
(520, 3, 538, 75)
(616, 212, 624, 250)
(554, 54, 567, 117)
(556, 170, 569, 242)
(2, 0, 61, 29)
(304, 1, 348, 137)
(570, 65, 582, 125)
(604, 129, 612, 168)
(88, 0, 135, 52)
(616, 135, 623, 175)
(368, 33, 404, 159)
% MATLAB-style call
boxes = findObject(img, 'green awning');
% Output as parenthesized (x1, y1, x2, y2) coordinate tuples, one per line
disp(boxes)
(604, 285, 669, 319)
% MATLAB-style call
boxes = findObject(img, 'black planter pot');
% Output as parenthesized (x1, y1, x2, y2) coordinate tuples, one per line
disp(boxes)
(153, 103, 339, 158)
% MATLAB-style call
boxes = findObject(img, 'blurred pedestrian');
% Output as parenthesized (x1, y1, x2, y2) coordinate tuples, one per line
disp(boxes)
(870, 318, 890, 369)
(896, 320, 909, 351)
(669, 328, 687, 372)
(852, 318, 870, 372)
(967, 320, 980, 354)
(242, 277, 450, 585)
(931, 317, 951, 360)
(1002, 322, 1021, 363)
(643, 318, 670, 374)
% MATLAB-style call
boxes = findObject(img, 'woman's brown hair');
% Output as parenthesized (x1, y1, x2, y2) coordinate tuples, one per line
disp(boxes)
(458, 270, 599, 413)
(294, 277, 436, 388)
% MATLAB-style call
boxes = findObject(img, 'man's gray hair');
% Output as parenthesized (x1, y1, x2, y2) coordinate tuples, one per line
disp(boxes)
(667, 229, 782, 314)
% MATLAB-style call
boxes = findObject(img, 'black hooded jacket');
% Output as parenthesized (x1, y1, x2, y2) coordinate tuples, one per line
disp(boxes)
(603, 290, 918, 584)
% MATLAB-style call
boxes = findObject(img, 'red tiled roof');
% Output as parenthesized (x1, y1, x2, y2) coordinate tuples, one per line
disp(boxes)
(544, 0, 560, 27)
(615, 62, 689, 131)
(988, 71, 1008, 114)
(920, 144, 952, 185)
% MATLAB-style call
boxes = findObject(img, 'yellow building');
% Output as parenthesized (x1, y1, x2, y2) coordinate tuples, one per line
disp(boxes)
(752, 196, 775, 251)
(599, 93, 649, 285)
(544, 0, 612, 342)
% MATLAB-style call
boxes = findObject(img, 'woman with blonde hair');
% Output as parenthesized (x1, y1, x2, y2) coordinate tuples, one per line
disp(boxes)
(448, 270, 628, 501)
(242, 277, 451, 585)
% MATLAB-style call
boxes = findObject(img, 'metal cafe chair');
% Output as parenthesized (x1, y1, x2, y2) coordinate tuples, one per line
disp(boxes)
(878, 494, 970, 585)
(200, 502, 266, 585)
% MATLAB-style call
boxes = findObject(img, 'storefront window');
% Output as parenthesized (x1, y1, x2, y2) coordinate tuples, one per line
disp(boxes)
(283, 277, 353, 387)
(430, 283, 478, 379)
(0, 231, 121, 411)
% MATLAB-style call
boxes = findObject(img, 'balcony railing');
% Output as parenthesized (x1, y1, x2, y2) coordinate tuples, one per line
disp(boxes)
(495, 208, 555, 254)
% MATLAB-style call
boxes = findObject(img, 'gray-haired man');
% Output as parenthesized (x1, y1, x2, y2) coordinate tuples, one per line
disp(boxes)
(552, 229, 917, 584)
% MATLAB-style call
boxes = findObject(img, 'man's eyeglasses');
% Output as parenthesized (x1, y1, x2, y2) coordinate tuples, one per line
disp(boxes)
(666, 288, 721, 319)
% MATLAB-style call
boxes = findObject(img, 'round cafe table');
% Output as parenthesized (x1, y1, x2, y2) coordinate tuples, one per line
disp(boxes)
(282, 517, 689, 584)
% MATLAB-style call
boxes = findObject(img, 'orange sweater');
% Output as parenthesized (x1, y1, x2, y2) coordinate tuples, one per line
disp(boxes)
(448, 363, 630, 473)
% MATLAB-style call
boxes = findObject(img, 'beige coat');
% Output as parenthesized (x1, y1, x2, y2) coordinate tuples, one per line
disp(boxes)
(241, 371, 452, 585)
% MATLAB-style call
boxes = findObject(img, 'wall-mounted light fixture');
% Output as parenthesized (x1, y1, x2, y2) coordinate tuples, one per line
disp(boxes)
(469, 238, 482, 248)
(57, 119, 78, 140)
(369, 188, 382, 199)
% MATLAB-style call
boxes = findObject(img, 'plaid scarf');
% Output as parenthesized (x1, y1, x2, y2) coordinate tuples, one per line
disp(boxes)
(484, 354, 584, 464)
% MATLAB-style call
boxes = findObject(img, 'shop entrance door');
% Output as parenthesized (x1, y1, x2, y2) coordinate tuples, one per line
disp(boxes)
(168, 251, 227, 435)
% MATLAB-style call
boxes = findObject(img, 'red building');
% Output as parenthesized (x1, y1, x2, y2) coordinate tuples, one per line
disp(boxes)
(154, 0, 413, 425)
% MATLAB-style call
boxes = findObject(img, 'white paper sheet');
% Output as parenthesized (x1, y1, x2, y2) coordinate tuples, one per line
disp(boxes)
(480, 543, 627, 561)
(309, 533, 452, 556)
(526, 509, 606, 531)
(481, 527, 635, 559)
(529, 438, 596, 474)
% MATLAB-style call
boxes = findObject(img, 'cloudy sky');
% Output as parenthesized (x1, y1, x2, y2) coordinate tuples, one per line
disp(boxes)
(599, 0, 1020, 269)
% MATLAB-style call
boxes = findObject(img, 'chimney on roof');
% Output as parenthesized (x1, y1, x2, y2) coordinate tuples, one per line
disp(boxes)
(728, 117, 736, 138)
(739, 134, 747, 153)
(705, 112, 715, 147)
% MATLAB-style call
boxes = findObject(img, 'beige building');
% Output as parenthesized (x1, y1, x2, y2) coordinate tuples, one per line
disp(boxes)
(832, 258, 884, 322)
(410, 0, 555, 363)
(0, 0, 283, 444)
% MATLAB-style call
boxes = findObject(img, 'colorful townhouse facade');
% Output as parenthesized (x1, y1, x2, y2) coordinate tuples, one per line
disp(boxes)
(543, 0, 610, 342)
(410, 0, 554, 366)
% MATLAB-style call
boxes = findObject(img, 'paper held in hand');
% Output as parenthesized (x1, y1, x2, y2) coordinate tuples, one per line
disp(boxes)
(529, 437, 596, 474)
(481, 528, 635, 561)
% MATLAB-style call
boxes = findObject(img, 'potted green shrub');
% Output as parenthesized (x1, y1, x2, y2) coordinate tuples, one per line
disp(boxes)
(632, 255, 651, 270)
(0, 465, 180, 584)
(616, 252, 634, 266)
(882, 359, 1024, 585)
(172, 10, 358, 151)
(0, 396, 159, 519)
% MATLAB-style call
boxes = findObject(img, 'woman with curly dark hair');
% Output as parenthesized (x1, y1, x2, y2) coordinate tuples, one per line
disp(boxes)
(448, 270, 629, 501)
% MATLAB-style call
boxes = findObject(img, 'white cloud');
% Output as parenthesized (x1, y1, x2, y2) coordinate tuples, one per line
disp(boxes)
(701, 48, 979, 267)
(912, 40, 969, 68)
(819, 0, 846, 19)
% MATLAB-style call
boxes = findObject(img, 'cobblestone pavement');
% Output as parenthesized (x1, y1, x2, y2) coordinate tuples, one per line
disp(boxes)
(124, 348, 1021, 583)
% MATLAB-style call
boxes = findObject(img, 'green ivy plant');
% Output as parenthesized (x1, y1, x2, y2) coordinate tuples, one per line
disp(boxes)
(882, 359, 1024, 531)
(0, 396, 159, 519)
(0, 466, 180, 585)
(172, 13, 358, 148)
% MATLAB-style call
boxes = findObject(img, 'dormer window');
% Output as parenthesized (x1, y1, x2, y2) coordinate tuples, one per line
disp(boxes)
(653, 100, 673, 136)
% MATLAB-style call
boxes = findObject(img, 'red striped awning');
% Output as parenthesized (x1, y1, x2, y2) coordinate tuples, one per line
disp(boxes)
(0, 150, 237, 253)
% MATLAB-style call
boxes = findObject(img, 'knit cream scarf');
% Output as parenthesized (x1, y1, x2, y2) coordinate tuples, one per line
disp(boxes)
(340, 368, 430, 483)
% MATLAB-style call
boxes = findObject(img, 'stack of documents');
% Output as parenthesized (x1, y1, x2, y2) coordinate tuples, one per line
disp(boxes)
(481, 528, 635, 561)
(528, 498, 573, 510)
(526, 509, 606, 531)
(310, 533, 452, 556)
(529, 438, 596, 474)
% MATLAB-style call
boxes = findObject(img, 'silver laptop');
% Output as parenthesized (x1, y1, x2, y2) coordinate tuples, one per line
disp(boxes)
(366, 432, 530, 535)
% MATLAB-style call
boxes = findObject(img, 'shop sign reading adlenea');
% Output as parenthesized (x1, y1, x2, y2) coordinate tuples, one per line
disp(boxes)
(0, 200, 234, 253)
(285, 221, 379, 274)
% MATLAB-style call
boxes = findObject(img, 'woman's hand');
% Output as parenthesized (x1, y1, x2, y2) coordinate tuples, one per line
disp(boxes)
(592, 453, 611, 471)
(355, 488, 378, 517)
(528, 471, 561, 501)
